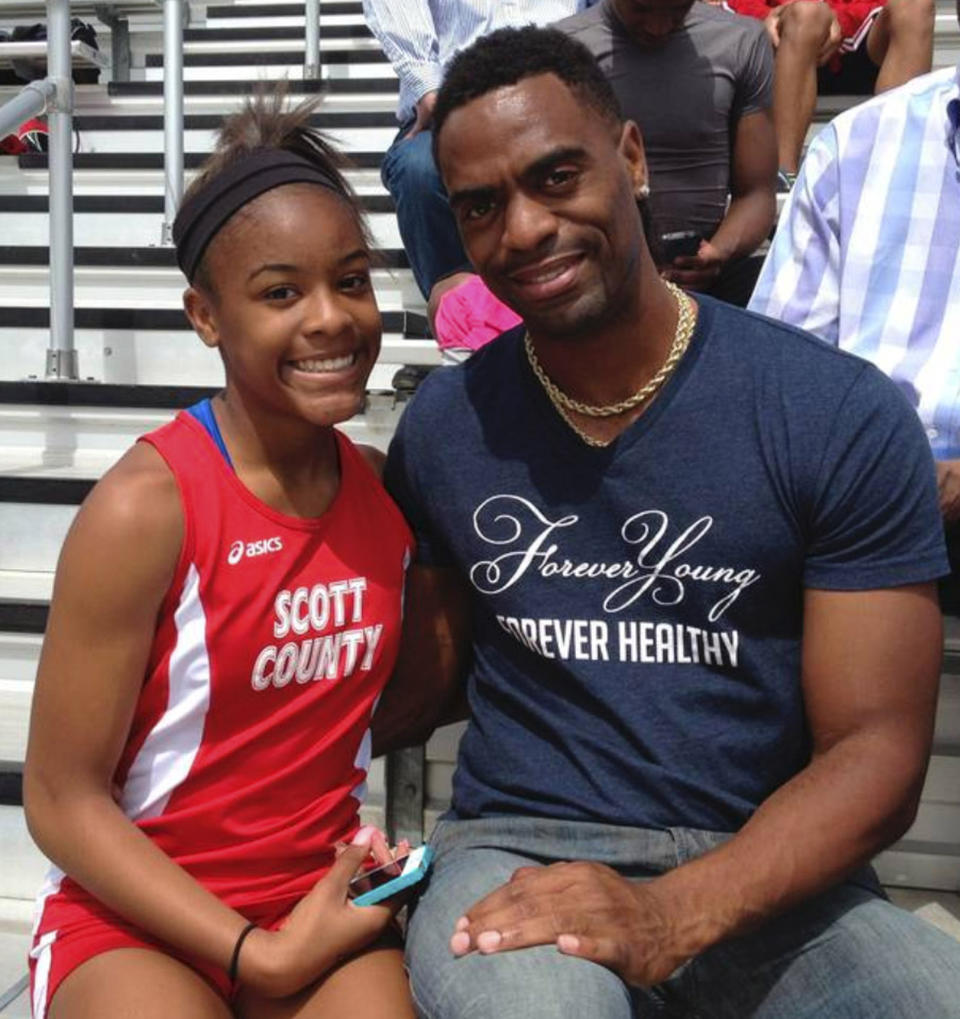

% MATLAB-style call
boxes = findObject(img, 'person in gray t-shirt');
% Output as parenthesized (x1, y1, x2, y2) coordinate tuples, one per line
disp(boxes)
(560, 0, 777, 306)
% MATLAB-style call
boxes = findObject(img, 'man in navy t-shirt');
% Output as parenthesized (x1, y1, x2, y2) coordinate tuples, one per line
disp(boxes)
(376, 23, 960, 1019)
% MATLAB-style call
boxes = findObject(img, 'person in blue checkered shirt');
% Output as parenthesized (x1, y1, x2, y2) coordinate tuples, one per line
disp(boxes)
(750, 9, 960, 526)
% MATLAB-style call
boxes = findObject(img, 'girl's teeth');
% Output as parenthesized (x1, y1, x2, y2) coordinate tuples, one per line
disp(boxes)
(294, 353, 355, 373)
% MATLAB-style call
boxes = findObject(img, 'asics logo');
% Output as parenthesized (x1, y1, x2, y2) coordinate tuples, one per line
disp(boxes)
(228, 536, 283, 565)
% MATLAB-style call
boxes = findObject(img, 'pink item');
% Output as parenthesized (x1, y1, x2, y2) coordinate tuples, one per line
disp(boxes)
(433, 274, 522, 352)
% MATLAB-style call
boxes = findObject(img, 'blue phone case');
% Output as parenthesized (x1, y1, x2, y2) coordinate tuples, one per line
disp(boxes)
(351, 845, 435, 907)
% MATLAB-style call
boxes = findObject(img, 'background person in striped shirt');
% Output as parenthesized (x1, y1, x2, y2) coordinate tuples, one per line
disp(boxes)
(748, 26, 960, 529)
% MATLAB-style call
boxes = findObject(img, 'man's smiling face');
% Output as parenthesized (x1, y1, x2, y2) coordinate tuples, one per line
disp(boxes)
(436, 73, 648, 339)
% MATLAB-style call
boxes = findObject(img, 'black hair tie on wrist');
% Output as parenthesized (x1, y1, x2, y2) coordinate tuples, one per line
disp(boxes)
(228, 921, 259, 985)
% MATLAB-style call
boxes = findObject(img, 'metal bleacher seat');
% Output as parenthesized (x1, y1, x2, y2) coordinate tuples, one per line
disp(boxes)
(0, 1, 175, 82)
(0, 38, 107, 74)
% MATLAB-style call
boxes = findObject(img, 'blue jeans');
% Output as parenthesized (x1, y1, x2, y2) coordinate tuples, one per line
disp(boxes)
(405, 816, 960, 1018)
(380, 122, 472, 299)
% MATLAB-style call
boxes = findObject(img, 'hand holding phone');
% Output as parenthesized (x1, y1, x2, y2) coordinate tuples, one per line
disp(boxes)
(348, 844, 434, 907)
(659, 230, 702, 264)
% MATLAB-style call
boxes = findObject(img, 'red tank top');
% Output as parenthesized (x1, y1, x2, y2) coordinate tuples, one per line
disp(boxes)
(42, 412, 413, 919)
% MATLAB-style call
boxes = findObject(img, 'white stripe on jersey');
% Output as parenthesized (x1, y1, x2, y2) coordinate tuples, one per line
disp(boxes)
(121, 563, 212, 821)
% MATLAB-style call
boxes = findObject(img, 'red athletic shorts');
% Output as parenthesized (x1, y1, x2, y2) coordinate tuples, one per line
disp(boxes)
(29, 894, 290, 1019)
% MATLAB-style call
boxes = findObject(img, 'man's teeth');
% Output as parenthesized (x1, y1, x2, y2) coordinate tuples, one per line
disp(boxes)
(293, 353, 356, 373)
(523, 260, 574, 284)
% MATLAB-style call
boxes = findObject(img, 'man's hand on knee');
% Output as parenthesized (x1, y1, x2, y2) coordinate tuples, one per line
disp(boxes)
(448, 861, 688, 987)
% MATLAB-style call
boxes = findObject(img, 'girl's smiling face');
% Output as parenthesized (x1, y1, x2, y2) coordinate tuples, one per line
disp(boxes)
(185, 182, 382, 429)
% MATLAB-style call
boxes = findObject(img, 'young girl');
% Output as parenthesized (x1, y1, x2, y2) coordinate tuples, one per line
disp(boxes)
(23, 93, 417, 1019)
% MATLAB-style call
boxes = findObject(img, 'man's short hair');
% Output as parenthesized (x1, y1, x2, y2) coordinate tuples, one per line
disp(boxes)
(432, 25, 623, 160)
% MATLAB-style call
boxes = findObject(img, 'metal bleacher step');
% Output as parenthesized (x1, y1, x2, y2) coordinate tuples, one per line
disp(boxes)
(146, 44, 386, 68)
(0, 38, 108, 73)
(0, 260, 421, 328)
(3, 212, 400, 261)
(0, 300, 435, 390)
(141, 52, 393, 83)
(0, 192, 396, 213)
(0, 375, 418, 459)
(183, 23, 374, 42)
(106, 75, 398, 95)
(36, 108, 397, 153)
(0, 243, 405, 269)
(0, 306, 423, 336)
(204, 2, 364, 24)
(208, 2, 363, 13)
(16, 148, 386, 169)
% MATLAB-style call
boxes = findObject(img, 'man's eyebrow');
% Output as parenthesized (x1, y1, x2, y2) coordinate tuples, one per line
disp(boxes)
(447, 184, 497, 210)
(523, 146, 591, 179)
(447, 147, 590, 209)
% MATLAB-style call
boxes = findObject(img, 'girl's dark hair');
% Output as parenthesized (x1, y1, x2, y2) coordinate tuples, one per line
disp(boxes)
(183, 86, 374, 291)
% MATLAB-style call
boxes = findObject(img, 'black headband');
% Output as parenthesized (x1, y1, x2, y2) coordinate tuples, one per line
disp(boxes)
(173, 148, 346, 282)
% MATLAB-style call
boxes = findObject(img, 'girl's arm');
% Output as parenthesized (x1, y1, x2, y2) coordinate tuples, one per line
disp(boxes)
(24, 442, 395, 998)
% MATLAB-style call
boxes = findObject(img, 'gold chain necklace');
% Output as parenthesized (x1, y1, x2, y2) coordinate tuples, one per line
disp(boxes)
(525, 281, 697, 447)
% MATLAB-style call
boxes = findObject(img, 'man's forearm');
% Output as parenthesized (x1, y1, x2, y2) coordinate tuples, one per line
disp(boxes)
(645, 725, 928, 963)
(708, 190, 776, 265)
(451, 723, 933, 986)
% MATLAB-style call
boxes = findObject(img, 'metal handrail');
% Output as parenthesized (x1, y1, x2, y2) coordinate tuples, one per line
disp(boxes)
(161, 0, 183, 245)
(0, 0, 186, 379)
(45, 0, 76, 380)
(0, 77, 56, 140)
(305, 0, 320, 78)
(0, 0, 76, 378)
(0, 0, 328, 378)
(0, 974, 28, 1014)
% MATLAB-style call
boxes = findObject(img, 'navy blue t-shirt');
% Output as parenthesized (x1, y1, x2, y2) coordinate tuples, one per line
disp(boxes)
(384, 296, 948, 833)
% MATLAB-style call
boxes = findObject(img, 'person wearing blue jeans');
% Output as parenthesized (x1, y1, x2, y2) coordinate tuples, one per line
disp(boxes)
(374, 22, 960, 1019)
(405, 819, 960, 1018)
(379, 121, 470, 300)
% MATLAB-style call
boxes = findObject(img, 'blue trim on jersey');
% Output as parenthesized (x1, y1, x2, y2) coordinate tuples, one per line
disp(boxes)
(187, 398, 234, 470)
